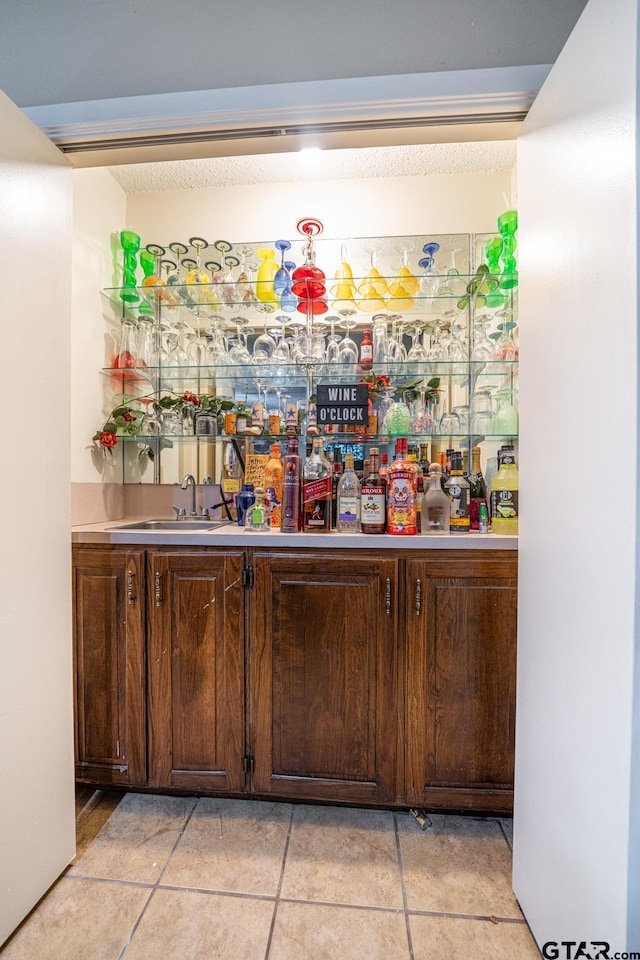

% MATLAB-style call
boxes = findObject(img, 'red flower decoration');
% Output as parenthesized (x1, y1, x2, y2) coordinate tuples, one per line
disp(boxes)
(98, 430, 117, 449)
(123, 413, 135, 422)
(183, 391, 201, 407)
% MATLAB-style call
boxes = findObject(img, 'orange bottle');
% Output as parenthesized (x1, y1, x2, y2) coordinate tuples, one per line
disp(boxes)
(263, 443, 283, 528)
(386, 438, 418, 535)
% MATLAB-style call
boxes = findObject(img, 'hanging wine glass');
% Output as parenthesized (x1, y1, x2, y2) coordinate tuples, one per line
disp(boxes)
(252, 312, 277, 363)
(236, 247, 256, 304)
(204, 260, 223, 308)
(167, 243, 189, 303)
(407, 321, 428, 370)
(324, 315, 342, 364)
(426, 318, 447, 376)
(337, 311, 358, 365)
(160, 258, 180, 306)
(222, 255, 241, 306)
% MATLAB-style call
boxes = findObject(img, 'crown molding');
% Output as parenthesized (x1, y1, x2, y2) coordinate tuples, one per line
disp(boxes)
(24, 65, 550, 156)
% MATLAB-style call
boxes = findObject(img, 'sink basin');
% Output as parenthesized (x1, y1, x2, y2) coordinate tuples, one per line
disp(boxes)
(108, 519, 231, 532)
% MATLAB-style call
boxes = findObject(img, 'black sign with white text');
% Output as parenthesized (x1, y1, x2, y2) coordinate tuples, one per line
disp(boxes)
(315, 383, 368, 427)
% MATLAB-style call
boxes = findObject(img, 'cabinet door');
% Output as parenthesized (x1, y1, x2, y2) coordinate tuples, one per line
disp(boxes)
(406, 554, 517, 813)
(250, 552, 399, 804)
(147, 550, 245, 793)
(73, 547, 146, 787)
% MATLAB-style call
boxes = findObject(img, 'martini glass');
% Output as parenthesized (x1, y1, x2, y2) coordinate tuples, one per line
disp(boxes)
(273, 240, 293, 294)
(167, 243, 189, 303)
(418, 241, 441, 301)
(357, 248, 388, 313)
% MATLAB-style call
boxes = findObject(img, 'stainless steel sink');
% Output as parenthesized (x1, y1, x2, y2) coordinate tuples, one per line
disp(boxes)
(108, 519, 231, 532)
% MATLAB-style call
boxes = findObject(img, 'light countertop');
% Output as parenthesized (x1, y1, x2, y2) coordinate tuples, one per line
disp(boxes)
(72, 519, 518, 550)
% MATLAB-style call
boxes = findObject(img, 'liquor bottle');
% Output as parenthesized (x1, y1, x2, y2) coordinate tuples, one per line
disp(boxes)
(246, 487, 269, 531)
(236, 483, 256, 527)
(408, 451, 422, 528)
(336, 453, 361, 532)
(281, 436, 302, 533)
(445, 451, 470, 533)
(379, 452, 389, 478)
(263, 443, 283, 528)
(360, 327, 373, 368)
(421, 464, 450, 534)
(438, 451, 448, 490)
(386, 437, 418, 535)
(360, 447, 386, 534)
(331, 449, 343, 527)
(468, 445, 488, 532)
(302, 437, 332, 532)
(419, 442, 430, 476)
(490, 445, 519, 535)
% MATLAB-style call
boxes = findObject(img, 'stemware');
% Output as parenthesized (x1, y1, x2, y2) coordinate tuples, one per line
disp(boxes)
(418, 241, 441, 299)
(497, 210, 518, 289)
(470, 390, 494, 435)
(357, 248, 388, 313)
(492, 388, 519, 435)
(324, 315, 342, 364)
(438, 407, 461, 436)
(337, 312, 359, 365)
(273, 240, 293, 294)
(425, 318, 447, 375)
(330, 244, 358, 314)
(166, 243, 189, 302)
(388, 247, 418, 312)
(119, 230, 140, 303)
(407, 321, 428, 374)
(409, 390, 433, 435)
(371, 313, 389, 369)
(252, 313, 277, 362)
(256, 246, 280, 307)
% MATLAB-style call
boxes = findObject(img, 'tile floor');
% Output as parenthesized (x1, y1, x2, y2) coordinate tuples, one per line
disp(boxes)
(1, 793, 541, 960)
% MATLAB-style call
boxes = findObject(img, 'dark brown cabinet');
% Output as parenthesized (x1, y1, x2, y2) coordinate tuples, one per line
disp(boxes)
(72, 547, 146, 787)
(405, 553, 517, 813)
(147, 549, 246, 794)
(249, 552, 399, 804)
(72, 543, 517, 812)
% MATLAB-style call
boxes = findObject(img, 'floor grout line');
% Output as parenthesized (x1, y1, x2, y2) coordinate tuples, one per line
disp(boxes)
(407, 908, 526, 923)
(394, 811, 415, 960)
(117, 795, 199, 960)
(263, 803, 295, 960)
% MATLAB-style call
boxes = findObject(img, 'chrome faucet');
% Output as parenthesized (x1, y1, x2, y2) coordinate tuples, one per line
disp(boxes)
(180, 474, 198, 517)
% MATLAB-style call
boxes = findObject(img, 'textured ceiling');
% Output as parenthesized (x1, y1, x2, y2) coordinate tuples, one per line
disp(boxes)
(108, 140, 517, 194)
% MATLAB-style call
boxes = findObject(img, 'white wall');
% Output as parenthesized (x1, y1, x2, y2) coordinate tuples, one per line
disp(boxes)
(71, 167, 127, 484)
(0, 92, 75, 945)
(515, 0, 637, 949)
(126, 169, 512, 246)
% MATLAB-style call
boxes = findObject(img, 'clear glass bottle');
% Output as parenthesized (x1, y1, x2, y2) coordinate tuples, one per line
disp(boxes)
(302, 437, 332, 532)
(421, 464, 451, 534)
(490, 446, 519, 535)
(246, 486, 269, 531)
(336, 453, 361, 532)
(445, 451, 470, 533)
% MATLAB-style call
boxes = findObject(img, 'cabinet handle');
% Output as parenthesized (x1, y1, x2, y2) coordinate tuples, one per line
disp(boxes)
(385, 577, 392, 616)
(415, 579, 422, 616)
(155, 571, 162, 606)
(127, 570, 136, 605)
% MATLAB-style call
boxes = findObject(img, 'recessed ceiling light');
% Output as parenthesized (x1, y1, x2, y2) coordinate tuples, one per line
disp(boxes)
(299, 147, 323, 163)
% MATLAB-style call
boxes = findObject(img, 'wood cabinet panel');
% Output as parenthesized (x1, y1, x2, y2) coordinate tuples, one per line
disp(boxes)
(250, 553, 398, 804)
(147, 550, 245, 794)
(72, 547, 146, 786)
(405, 554, 517, 813)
